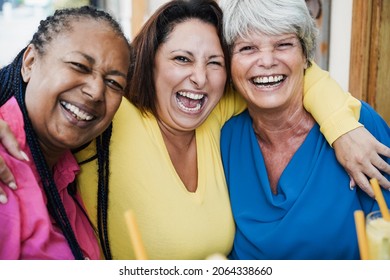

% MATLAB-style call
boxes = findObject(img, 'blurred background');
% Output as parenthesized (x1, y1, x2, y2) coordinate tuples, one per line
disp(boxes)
(0, 0, 349, 87)
(0, 0, 389, 124)
(0, 0, 174, 66)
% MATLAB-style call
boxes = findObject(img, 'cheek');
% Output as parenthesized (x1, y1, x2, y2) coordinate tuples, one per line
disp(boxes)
(290, 61, 306, 84)
(231, 60, 249, 85)
(231, 72, 246, 95)
(231, 53, 250, 69)
(25, 85, 53, 117)
(231, 60, 241, 78)
(210, 71, 227, 95)
(154, 68, 176, 94)
(154, 85, 168, 107)
(283, 52, 306, 71)
(106, 96, 122, 118)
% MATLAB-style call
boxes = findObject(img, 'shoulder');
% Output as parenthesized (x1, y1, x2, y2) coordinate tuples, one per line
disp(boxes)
(359, 102, 388, 128)
(359, 101, 390, 143)
(114, 98, 154, 128)
(222, 110, 250, 132)
(221, 110, 251, 149)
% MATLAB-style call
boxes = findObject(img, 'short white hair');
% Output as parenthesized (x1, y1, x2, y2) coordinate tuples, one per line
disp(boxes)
(218, 0, 318, 61)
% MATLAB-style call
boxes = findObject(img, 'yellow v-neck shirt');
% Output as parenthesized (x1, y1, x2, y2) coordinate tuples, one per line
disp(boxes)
(76, 92, 242, 259)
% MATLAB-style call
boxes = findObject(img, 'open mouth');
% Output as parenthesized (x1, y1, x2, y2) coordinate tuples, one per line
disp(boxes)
(252, 75, 286, 88)
(60, 101, 96, 121)
(176, 91, 206, 113)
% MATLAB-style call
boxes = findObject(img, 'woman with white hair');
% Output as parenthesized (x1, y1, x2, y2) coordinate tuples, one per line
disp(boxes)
(219, 0, 390, 259)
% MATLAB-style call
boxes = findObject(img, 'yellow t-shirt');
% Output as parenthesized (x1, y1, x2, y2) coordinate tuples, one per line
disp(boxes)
(76, 91, 243, 260)
(304, 63, 362, 144)
(76, 62, 361, 259)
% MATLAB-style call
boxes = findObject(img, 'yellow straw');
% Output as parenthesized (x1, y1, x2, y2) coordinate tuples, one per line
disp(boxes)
(125, 210, 148, 260)
(370, 178, 390, 221)
(354, 210, 369, 260)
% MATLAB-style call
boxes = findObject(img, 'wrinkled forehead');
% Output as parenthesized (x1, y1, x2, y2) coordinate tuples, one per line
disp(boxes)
(230, 21, 299, 46)
(39, 22, 128, 66)
(49, 17, 120, 44)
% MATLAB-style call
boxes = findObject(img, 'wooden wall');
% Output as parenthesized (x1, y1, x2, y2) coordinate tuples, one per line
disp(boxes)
(131, 0, 148, 38)
(349, 0, 390, 124)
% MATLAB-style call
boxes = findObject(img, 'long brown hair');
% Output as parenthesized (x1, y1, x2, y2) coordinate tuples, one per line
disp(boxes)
(127, 0, 230, 117)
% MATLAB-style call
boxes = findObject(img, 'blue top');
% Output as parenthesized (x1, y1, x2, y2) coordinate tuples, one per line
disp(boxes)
(221, 102, 390, 260)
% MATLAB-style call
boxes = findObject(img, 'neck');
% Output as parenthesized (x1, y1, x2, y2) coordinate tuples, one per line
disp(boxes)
(157, 119, 198, 192)
(250, 104, 315, 194)
(38, 141, 64, 170)
(157, 120, 196, 151)
(250, 105, 315, 148)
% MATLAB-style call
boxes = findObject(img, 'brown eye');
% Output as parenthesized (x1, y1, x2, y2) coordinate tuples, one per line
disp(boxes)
(240, 46, 253, 52)
(105, 79, 125, 92)
(70, 62, 90, 73)
(174, 56, 191, 63)
(209, 60, 223, 66)
(275, 42, 295, 51)
(235, 45, 257, 55)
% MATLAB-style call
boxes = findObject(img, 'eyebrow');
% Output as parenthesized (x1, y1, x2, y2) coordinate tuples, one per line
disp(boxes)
(278, 35, 298, 41)
(171, 50, 224, 59)
(107, 70, 128, 79)
(75, 52, 127, 79)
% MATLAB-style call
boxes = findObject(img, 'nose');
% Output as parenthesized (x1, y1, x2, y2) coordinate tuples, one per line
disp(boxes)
(82, 74, 105, 101)
(189, 63, 207, 88)
(257, 48, 277, 69)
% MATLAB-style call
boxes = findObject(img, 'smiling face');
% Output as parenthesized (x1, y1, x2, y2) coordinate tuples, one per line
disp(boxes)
(153, 19, 227, 132)
(231, 32, 307, 115)
(21, 19, 130, 157)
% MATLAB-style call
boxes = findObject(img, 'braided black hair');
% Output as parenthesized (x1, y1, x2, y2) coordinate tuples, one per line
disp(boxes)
(0, 5, 129, 260)
(0, 49, 25, 105)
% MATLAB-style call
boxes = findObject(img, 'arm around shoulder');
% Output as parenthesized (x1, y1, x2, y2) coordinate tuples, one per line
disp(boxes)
(303, 62, 362, 145)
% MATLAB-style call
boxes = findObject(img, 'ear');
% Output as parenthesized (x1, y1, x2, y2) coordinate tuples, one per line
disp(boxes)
(21, 44, 38, 83)
(304, 58, 309, 70)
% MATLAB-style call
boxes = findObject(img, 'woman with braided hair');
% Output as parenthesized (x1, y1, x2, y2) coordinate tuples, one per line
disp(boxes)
(0, 6, 130, 259)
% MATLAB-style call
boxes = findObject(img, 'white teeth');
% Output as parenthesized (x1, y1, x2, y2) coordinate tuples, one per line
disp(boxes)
(60, 101, 94, 121)
(177, 100, 202, 112)
(253, 75, 284, 84)
(176, 91, 204, 113)
(178, 91, 204, 100)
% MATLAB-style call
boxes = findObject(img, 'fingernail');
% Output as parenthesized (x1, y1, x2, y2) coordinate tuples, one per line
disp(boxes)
(349, 182, 355, 191)
(20, 151, 29, 161)
(8, 182, 17, 190)
(0, 194, 7, 204)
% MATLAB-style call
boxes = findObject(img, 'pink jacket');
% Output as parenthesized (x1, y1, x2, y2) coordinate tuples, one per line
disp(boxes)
(0, 98, 100, 259)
